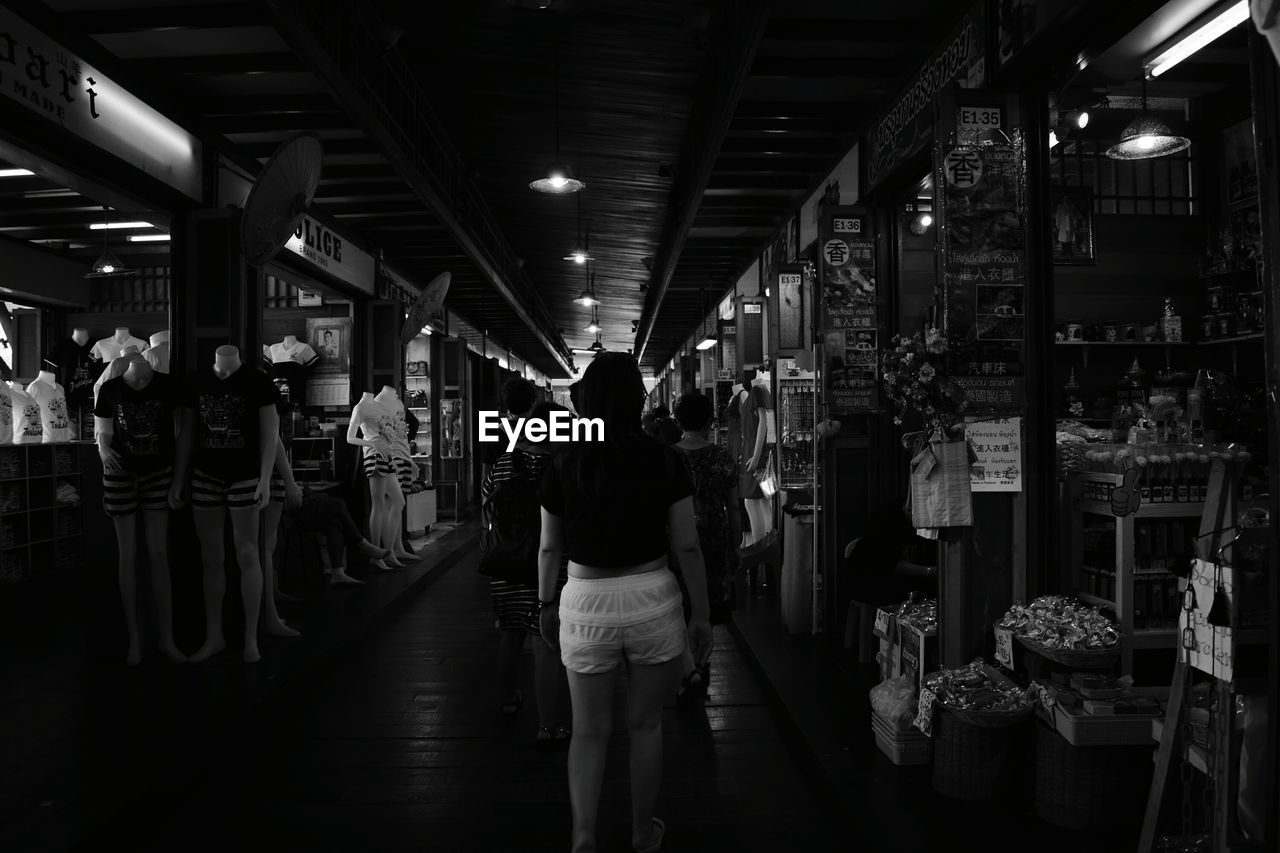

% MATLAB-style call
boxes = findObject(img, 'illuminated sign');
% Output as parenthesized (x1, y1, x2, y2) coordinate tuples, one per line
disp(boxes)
(283, 214, 375, 294)
(0, 8, 202, 199)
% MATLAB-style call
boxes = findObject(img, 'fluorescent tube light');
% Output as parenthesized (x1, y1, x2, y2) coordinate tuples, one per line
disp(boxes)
(127, 234, 170, 242)
(0, 168, 34, 178)
(1146, 1, 1249, 78)
(90, 221, 154, 230)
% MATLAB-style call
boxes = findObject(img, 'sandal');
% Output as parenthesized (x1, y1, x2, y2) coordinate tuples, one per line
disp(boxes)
(634, 817, 665, 853)
(501, 690, 523, 717)
(536, 725, 572, 742)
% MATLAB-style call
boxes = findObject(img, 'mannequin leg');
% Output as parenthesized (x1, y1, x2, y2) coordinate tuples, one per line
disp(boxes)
(111, 514, 142, 666)
(260, 500, 299, 638)
(374, 475, 405, 568)
(744, 498, 772, 544)
(190, 507, 228, 662)
(388, 482, 416, 562)
(141, 509, 185, 663)
(229, 506, 264, 663)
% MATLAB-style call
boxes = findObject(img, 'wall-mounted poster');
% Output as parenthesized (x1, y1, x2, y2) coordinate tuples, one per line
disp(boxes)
(818, 206, 878, 413)
(1223, 118, 1258, 206)
(1050, 185, 1095, 265)
(939, 135, 1027, 410)
(306, 316, 353, 407)
(968, 417, 1023, 492)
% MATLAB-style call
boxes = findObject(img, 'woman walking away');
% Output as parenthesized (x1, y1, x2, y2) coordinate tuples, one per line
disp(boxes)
(672, 393, 740, 695)
(538, 353, 712, 853)
(483, 401, 571, 740)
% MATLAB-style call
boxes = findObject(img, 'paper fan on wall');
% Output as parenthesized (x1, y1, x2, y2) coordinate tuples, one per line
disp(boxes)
(240, 134, 324, 265)
(400, 272, 451, 345)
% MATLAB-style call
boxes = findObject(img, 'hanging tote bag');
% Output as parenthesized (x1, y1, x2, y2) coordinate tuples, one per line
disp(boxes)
(909, 430, 976, 530)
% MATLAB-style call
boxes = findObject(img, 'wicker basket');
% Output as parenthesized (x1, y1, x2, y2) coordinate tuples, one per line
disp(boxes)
(1014, 634, 1121, 669)
(1034, 722, 1151, 830)
(932, 709, 1031, 805)
(940, 701, 1036, 729)
(1056, 440, 1087, 480)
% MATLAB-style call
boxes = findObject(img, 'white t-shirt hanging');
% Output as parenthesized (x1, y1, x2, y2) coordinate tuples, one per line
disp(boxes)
(25, 379, 72, 443)
(91, 335, 149, 363)
(9, 383, 43, 444)
(268, 340, 320, 367)
(0, 387, 12, 444)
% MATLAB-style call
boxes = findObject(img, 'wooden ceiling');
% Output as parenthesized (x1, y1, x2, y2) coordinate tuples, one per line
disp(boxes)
(20, 0, 966, 376)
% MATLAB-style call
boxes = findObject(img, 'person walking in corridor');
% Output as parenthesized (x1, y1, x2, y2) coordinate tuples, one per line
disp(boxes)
(537, 352, 712, 853)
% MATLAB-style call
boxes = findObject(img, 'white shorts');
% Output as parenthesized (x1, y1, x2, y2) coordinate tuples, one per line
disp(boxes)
(558, 567, 687, 675)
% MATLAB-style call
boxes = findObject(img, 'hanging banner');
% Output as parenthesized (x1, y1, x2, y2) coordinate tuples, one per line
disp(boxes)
(0, 8, 202, 199)
(967, 417, 1023, 492)
(938, 133, 1027, 410)
(818, 206, 878, 413)
(865, 2, 987, 192)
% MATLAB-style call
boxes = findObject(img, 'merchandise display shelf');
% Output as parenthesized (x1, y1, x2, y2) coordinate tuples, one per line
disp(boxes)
(1196, 333, 1264, 346)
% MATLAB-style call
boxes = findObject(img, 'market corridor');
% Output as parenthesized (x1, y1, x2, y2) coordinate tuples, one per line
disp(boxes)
(80, 552, 840, 852)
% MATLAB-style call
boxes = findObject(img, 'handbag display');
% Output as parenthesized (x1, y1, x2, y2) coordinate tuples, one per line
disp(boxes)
(753, 449, 778, 498)
(908, 430, 976, 529)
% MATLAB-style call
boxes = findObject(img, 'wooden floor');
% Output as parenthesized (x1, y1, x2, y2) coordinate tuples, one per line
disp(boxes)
(82, 553, 840, 852)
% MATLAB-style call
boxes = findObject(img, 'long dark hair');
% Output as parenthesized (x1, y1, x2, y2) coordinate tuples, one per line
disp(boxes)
(566, 352, 649, 497)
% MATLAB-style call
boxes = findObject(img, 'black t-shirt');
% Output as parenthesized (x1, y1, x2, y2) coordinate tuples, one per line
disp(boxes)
(540, 434, 694, 568)
(94, 374, 180, 472)
(182, 367, 280, 480)
(49, 338, 98, 408)
(270, 361, 310, 408)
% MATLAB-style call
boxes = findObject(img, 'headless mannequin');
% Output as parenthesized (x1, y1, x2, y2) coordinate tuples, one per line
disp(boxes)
(347, 391, 405, 569)
(144, 330, 171, 374)
(374, 385, 418, 562)
(96, 355, 185, 666)
(742, 367, 775, 546)
(9, 380, 42, 444)
(259, 439, 300, 638)
(173, 346, 278, 663)
(73, 327, 89, 346)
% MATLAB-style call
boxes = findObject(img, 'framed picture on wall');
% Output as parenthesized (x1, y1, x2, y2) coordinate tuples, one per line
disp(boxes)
(1050, 185, 1095, 265)
(307, 316, 352, 375)
(1223, 118, 1258, 206)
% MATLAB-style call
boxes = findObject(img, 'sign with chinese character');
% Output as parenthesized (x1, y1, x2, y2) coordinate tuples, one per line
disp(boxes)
(939, 135, 1027, 410)
(283, 215, 375, 294)
(957, 106, 1002, 139)
(819, 206, 878, 413)
(0, 8, 202, 199)
(967, 417, 1022, 492)
(866, 2, 987, 192)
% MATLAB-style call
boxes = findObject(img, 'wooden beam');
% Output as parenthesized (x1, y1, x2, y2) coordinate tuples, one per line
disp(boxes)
(720, 137, 844, 156)
(61, 3, 265, 33)
(206, 113, 352, 133)
(634, 0, 772, 364)
(749, 56, 902, 80)
(764, 18, 936, 45)
(131, 52, 303, 76)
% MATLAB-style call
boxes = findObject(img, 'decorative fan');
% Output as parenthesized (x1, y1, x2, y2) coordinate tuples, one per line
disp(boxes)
(400, 271, 451, 345)
(240, 134, 324, 265)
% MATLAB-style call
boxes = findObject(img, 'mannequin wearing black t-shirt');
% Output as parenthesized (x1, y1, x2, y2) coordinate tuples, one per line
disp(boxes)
(171, 345, 280, 664)
(94, 353, 185, 666)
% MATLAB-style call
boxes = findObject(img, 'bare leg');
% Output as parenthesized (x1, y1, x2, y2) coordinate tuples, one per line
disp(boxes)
(744, 497, 771, 545)
(628, 658, 682, 850)
(259, 500, 298, 638)
(190, 507, 228, 662)
(389, 484, 416, 561)
(369, 475, 403, 567)
(534, 639, 566, 730)
(566, 669, 617, 853)
(497, 627, 524, 707)
(141, 509, 185, 662)
(111, 514, 141, 666)
(380, 478, 405, 565)
(325, 532, 364, 585)
(229, 507, 264, 663)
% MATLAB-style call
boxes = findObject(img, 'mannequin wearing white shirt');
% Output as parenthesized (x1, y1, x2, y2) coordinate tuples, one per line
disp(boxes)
(347, 392, 405, 568)
(9, 381, 43, 444)
(92, 328, 149, 363)
(26, 370, 72, 443)
(373, 386, 418, 563)
(0, 381, 12, 444)
(740, 367, 777, 552)
(93, 346, 142, 407)
(143, 331, 171, 374)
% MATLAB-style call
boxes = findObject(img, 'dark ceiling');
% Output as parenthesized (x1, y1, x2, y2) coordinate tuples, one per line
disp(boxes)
(20, 0, 968, 376)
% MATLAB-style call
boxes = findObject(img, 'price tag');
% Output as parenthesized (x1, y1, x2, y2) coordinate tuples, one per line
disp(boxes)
(873, 609, 895, 640)
(994, 626, 1014, 670)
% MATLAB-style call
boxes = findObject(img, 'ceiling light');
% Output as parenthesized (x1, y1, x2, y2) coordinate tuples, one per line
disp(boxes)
(574, 289, 599, 307)
(1049, 130, 1061, 148)
(1106, 79, 1189, 160)
(918, 213, 933, 228)
(564, 247, 592, 264)
(89, 221, 153, 230)
(1146, 1, 1248, 79)
(585, 306, 600, 334)
(0, 168, 34, 178)
(695, 334, 717, 350)
(128, 234, 170, 242)
(589, 336, 604, 352)
(1066, 109, 1089, 129)
(529, 43, 584, 193)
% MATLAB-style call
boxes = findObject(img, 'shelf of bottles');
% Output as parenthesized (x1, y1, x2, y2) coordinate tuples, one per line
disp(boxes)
(778, 372, 816, 489)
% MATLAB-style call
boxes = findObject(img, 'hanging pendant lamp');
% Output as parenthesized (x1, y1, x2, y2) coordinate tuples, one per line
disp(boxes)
(585, 303, 601, 334)
(530, 43, 585, 193)
(87, 206, 135, 278)
(695, 286, 716, 349)
(1106, 78, 1189, 160)
(574, 260, 599, 307)
(564, 194, 593, 263)
(588, 333, 605, 352)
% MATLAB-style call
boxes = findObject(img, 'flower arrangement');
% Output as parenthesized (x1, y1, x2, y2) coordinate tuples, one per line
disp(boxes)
(880, 328, 966, 432)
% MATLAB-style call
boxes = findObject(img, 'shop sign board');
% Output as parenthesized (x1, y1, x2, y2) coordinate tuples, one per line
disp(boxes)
(1179, 559, 1234, 681)
(967, 417, 1022, 492)
(865, 2, 986, 192)
(938, 135, 1027, 411)
(0, 8, 202, 200)
(283, 215, 375, 295)
(776, 264, 807, 350)
(819, 206, 879, 414)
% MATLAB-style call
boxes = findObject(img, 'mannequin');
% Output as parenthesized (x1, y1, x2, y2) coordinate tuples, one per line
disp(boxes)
(267, 333, 319, 408)
(739, 365, 776, 548)
(26, 370, 72, 443)
(9, 381, 43, 444)
(50, 328, 97, 433)
(259, 439, 301, 638)
(0, 379, 12, 444)
(73, 327, 89, 346)
(347, 391, 405, 569)
(91, 327, 149, 363)
(172, 345, 280, 663)
(94, 353, 184, 665)
(143, 331, 171, 374)
(374, 385, 419, 563)
(93, 351, 141, 407)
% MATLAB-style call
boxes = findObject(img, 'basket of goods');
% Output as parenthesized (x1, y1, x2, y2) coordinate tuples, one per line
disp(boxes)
(998, 596, 1122, 669)
(921, 659, 1036, 728)
(1056, 431, 1088, 479)
(895, 595, 937, 634)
